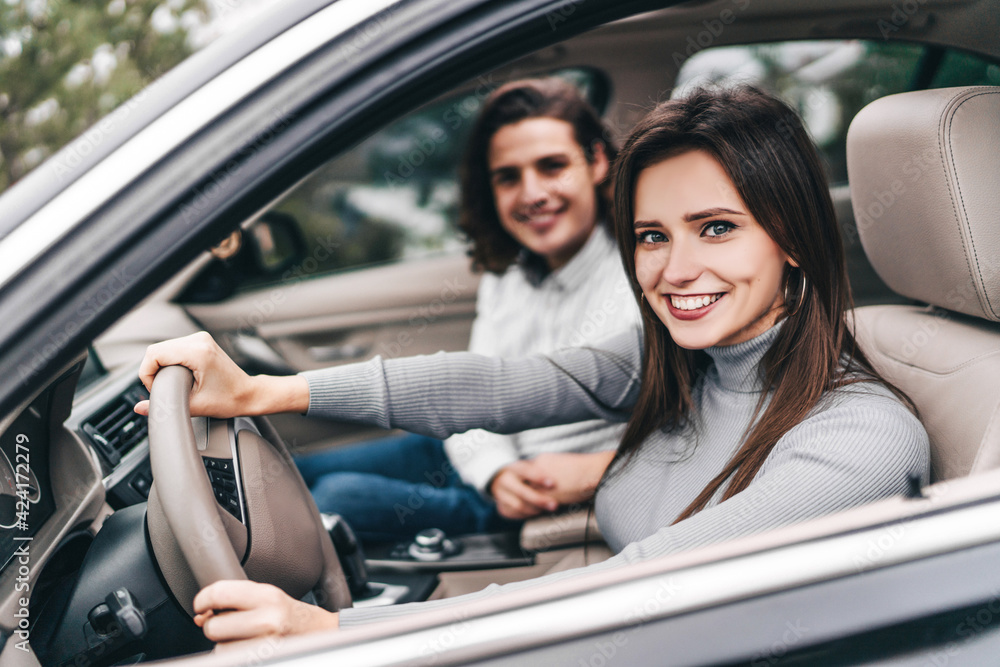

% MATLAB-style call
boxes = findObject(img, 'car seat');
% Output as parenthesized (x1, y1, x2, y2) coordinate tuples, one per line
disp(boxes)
(847, 85, 1000, 483)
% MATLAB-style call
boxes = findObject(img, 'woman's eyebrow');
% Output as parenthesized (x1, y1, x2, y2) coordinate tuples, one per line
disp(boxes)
(633, 220, 660, 229)
(683, 207, 746, 222)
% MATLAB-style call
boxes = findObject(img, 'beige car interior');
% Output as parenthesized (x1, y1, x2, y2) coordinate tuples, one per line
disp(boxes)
(9, 2, 997, 663)
(849, 85, 1000, 483)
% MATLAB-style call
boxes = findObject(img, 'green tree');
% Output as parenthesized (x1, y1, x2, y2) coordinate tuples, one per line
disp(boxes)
(0, 0, 209, 191)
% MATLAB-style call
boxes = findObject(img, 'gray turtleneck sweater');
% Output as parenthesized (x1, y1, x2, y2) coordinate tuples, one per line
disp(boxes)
(301, 323, 929, 626)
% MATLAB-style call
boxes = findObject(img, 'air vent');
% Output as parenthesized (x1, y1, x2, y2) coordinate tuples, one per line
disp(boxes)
(82, 383, 149, 467)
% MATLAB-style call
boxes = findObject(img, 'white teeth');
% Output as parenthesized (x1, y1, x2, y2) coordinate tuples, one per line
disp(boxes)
(670, 294, 721, 310)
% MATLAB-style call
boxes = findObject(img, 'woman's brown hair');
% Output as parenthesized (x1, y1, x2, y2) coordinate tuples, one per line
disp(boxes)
(459, 77, 616, 274)
(608, 85, 912, 522)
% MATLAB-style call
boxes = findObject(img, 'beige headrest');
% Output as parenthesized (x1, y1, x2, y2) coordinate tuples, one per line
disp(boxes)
(847, 86, 1000, 322)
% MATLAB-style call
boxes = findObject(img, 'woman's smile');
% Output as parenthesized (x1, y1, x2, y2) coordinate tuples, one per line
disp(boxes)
(666, 292, 725, 320)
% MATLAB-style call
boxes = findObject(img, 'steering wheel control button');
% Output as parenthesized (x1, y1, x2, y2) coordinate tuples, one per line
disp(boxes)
(202, 456, 242, 521)
(407, 528, 462, 562)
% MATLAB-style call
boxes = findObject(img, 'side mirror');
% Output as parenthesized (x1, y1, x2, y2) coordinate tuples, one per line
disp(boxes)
(177, 212, 307, 304)
(246, 212, 306, 276)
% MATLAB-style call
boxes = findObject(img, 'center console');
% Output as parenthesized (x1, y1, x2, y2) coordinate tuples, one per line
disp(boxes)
(337, 511, 605, 606)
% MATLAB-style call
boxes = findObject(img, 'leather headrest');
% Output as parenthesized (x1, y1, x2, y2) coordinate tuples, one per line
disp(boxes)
(847, 86, 1000, 322)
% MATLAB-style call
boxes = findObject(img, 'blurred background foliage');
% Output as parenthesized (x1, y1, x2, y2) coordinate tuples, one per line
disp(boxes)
(0, 0, 209, 190)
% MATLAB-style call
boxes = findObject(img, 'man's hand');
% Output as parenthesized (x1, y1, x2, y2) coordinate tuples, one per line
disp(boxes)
(193, 580, 338, 643)
(132, 332, 308, 418)
(489, 462, 559, 520)
(523, 451, 616, 506)
(490, 450, 617, 519)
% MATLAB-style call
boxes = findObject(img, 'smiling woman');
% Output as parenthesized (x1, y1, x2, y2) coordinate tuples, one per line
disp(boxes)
(134, 85, 929, 642)
(609, 85, 894, 524)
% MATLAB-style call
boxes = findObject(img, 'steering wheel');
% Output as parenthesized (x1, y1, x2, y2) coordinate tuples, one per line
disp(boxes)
(144, 365, 352, 615)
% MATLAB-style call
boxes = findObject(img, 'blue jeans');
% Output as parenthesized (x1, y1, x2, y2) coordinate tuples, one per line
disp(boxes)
(294, 433, 520, 543)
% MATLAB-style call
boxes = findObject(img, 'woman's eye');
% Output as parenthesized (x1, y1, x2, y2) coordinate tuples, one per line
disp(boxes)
(703, 221, 735, 237)
(637, 231, 666, 244)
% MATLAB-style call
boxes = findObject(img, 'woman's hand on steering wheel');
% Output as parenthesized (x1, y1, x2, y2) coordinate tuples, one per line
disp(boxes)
(141, 345, 352, 645)
(133, 331, 309, 418)
(194, 580, 340, 643)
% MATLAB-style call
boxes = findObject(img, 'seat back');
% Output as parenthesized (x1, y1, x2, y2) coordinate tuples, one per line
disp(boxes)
(847, 86, 1000, 482)
(847, 86, 1000, 481)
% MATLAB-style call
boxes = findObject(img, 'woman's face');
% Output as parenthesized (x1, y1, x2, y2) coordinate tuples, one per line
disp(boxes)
(633, 149, 796, 349)
(488, 117, 608, 271)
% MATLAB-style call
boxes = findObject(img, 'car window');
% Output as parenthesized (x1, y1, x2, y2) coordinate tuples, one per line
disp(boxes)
(0, 0, 271, 193)
(232, 67, 609, 292)
(674, 40, 1000, 184)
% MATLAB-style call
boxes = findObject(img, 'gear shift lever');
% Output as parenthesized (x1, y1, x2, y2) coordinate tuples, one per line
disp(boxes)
(321, 513, 371, 598)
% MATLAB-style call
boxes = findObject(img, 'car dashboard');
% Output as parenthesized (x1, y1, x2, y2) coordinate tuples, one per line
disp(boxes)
(0, 347, 571, 665)
(0, 353, 109, 662)
(0, 347, 241, 665)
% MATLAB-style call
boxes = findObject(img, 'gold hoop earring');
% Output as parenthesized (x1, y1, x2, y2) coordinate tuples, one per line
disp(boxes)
(784, 272, 807, 317)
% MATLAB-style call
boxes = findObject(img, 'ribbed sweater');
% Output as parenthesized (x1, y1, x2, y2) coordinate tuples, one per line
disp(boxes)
(301, 323, 930, 627)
